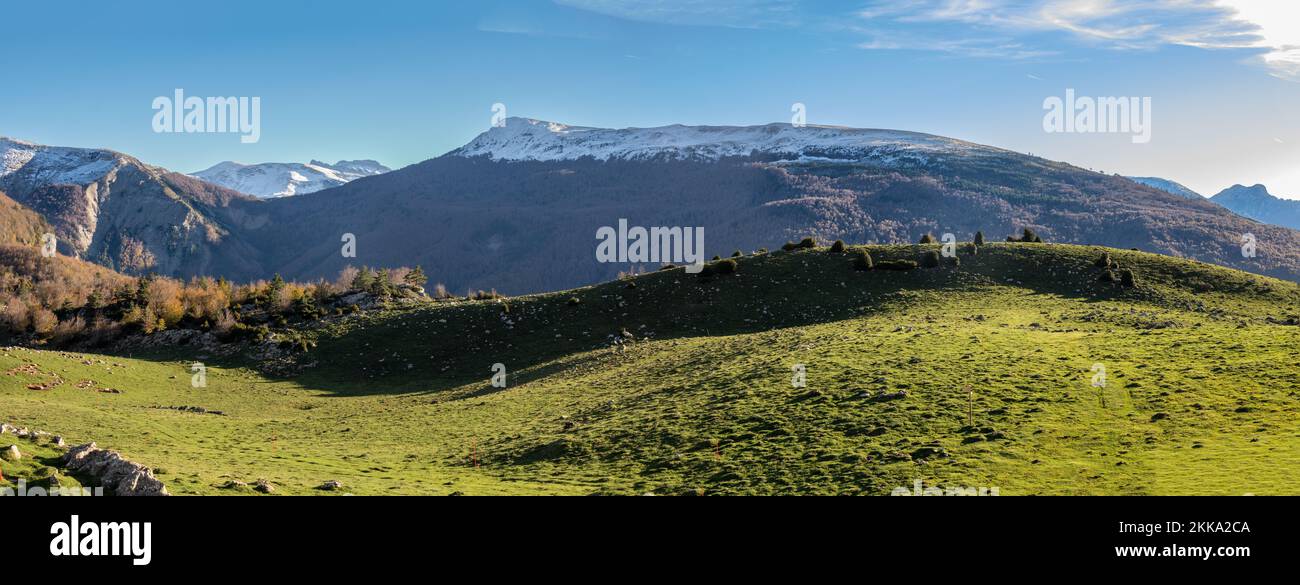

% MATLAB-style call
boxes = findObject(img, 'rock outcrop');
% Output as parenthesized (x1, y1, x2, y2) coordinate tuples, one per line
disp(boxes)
(61, 442, 169, 496)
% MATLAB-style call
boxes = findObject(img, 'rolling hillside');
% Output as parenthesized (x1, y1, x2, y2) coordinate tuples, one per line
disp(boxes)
(3, 242, 1297, 494)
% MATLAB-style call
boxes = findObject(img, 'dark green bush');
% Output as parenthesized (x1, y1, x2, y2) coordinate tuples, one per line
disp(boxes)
(714, 259, 738, 274)
(797, 237, 817, 249)
(829, 240, 846, 253)
(974, 231, 985, 246)
(920, 250, 942, 268)
(781, 241, 798, 252)
(1094, 252, 1113, 268)
(919, 234, 936, 244)
(1119, 269, 1137, 288)
(853, 251, 874, 271)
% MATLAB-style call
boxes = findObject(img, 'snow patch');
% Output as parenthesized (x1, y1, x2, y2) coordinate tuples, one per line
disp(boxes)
(191, 159, 391, 198)
(450, 117, 985, 163)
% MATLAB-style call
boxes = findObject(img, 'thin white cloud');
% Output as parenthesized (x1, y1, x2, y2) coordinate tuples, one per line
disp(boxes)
(855, 0, 1298, 79)
(1215, 0, 1300, 80)
(553, 0, 1299, 79)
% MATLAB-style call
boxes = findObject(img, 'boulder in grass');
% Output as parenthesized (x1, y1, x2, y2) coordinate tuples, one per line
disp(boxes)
(1, 444, 20, 461)
(61, 443, 169, 496)
(318, 480, 343, 491)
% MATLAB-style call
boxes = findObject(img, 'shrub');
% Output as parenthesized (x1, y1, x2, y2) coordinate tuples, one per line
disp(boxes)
(714, 259, 738, 274)
(1094, 252, 1112, 268)
(1022, 228, 1043, 243)
(919, 234, 936, 244)
(920, 250, 942, 268)
(974, 231, 985, 246)
(732, 250, 743, 257)
(966, 243, 978, 256)
(875, 260, 919, 271)
(1119, 269, 1137, 288)
(829, 240, 846, 253)
(781, 241, 798, 252)
(853, 251, 874, 271)
(1099, 270, 1116, 283)
(797, 237, 817, 249)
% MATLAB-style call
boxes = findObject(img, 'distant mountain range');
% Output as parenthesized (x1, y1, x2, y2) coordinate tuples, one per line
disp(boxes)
(1210, 184, 1300, 231)
(192, 159, 390, 198)
(5, 121, 1300, 291)
(1124, 174, 1300, 231)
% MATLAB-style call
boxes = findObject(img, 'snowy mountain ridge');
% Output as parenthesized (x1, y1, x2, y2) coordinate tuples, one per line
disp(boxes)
(192, 159, 391, 198)
(449, 117, 988, 163)
(1, 137, 134, 185)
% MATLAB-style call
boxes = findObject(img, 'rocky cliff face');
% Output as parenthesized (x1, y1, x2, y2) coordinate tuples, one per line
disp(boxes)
(0, 138, 267, 277)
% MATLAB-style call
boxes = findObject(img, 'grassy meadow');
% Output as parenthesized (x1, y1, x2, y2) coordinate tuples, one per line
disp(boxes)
(2, 243, 1298, 495)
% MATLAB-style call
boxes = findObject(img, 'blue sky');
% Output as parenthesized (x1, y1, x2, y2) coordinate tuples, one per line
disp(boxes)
(2, 0, 1298, 197)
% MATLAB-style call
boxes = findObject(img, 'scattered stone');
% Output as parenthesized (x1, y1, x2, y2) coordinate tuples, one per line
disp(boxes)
(319, 480, 343, 491)
(61, 442, 169, 496)
(223, 479, 249, 489)
(870, 389, 909, 402)
(254, 479, 275, 494)
(1, 444, 20, 461)
(910, 446, 948, 461)
(1150, 412, 1169, 422)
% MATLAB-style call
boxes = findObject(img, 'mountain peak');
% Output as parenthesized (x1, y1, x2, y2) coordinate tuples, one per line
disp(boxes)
(450, 117, 980, 163)
(192, 158, 391, 198)
(1214, 183, 1275, 201)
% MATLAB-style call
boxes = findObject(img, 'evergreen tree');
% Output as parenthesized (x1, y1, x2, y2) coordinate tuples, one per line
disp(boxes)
(974, 231, 985, 246)
(266, 274, 286, 304)
(352, 267, 375, 292)
(371, 269, 395, 298)
(404, 266, 428, 288)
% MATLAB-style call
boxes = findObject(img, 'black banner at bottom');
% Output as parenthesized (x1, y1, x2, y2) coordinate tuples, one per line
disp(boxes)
(2, 496, 1286, 575)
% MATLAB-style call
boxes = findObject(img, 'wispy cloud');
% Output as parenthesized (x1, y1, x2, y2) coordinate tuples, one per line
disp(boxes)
(554, 0, 1298, 79)
(852, 0, 1299, 79)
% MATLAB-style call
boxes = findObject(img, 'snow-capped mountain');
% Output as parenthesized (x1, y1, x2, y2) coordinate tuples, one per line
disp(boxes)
(192, 159, 390, 198)
(2, 137, 133, 185)
(1125, 176, 1204, 199)
(0, 136, 258, 276)
(450, 117, 985, 163)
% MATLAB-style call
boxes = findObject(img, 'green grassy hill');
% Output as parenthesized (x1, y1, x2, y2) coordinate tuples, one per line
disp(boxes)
(3, 243, 1298, 494)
